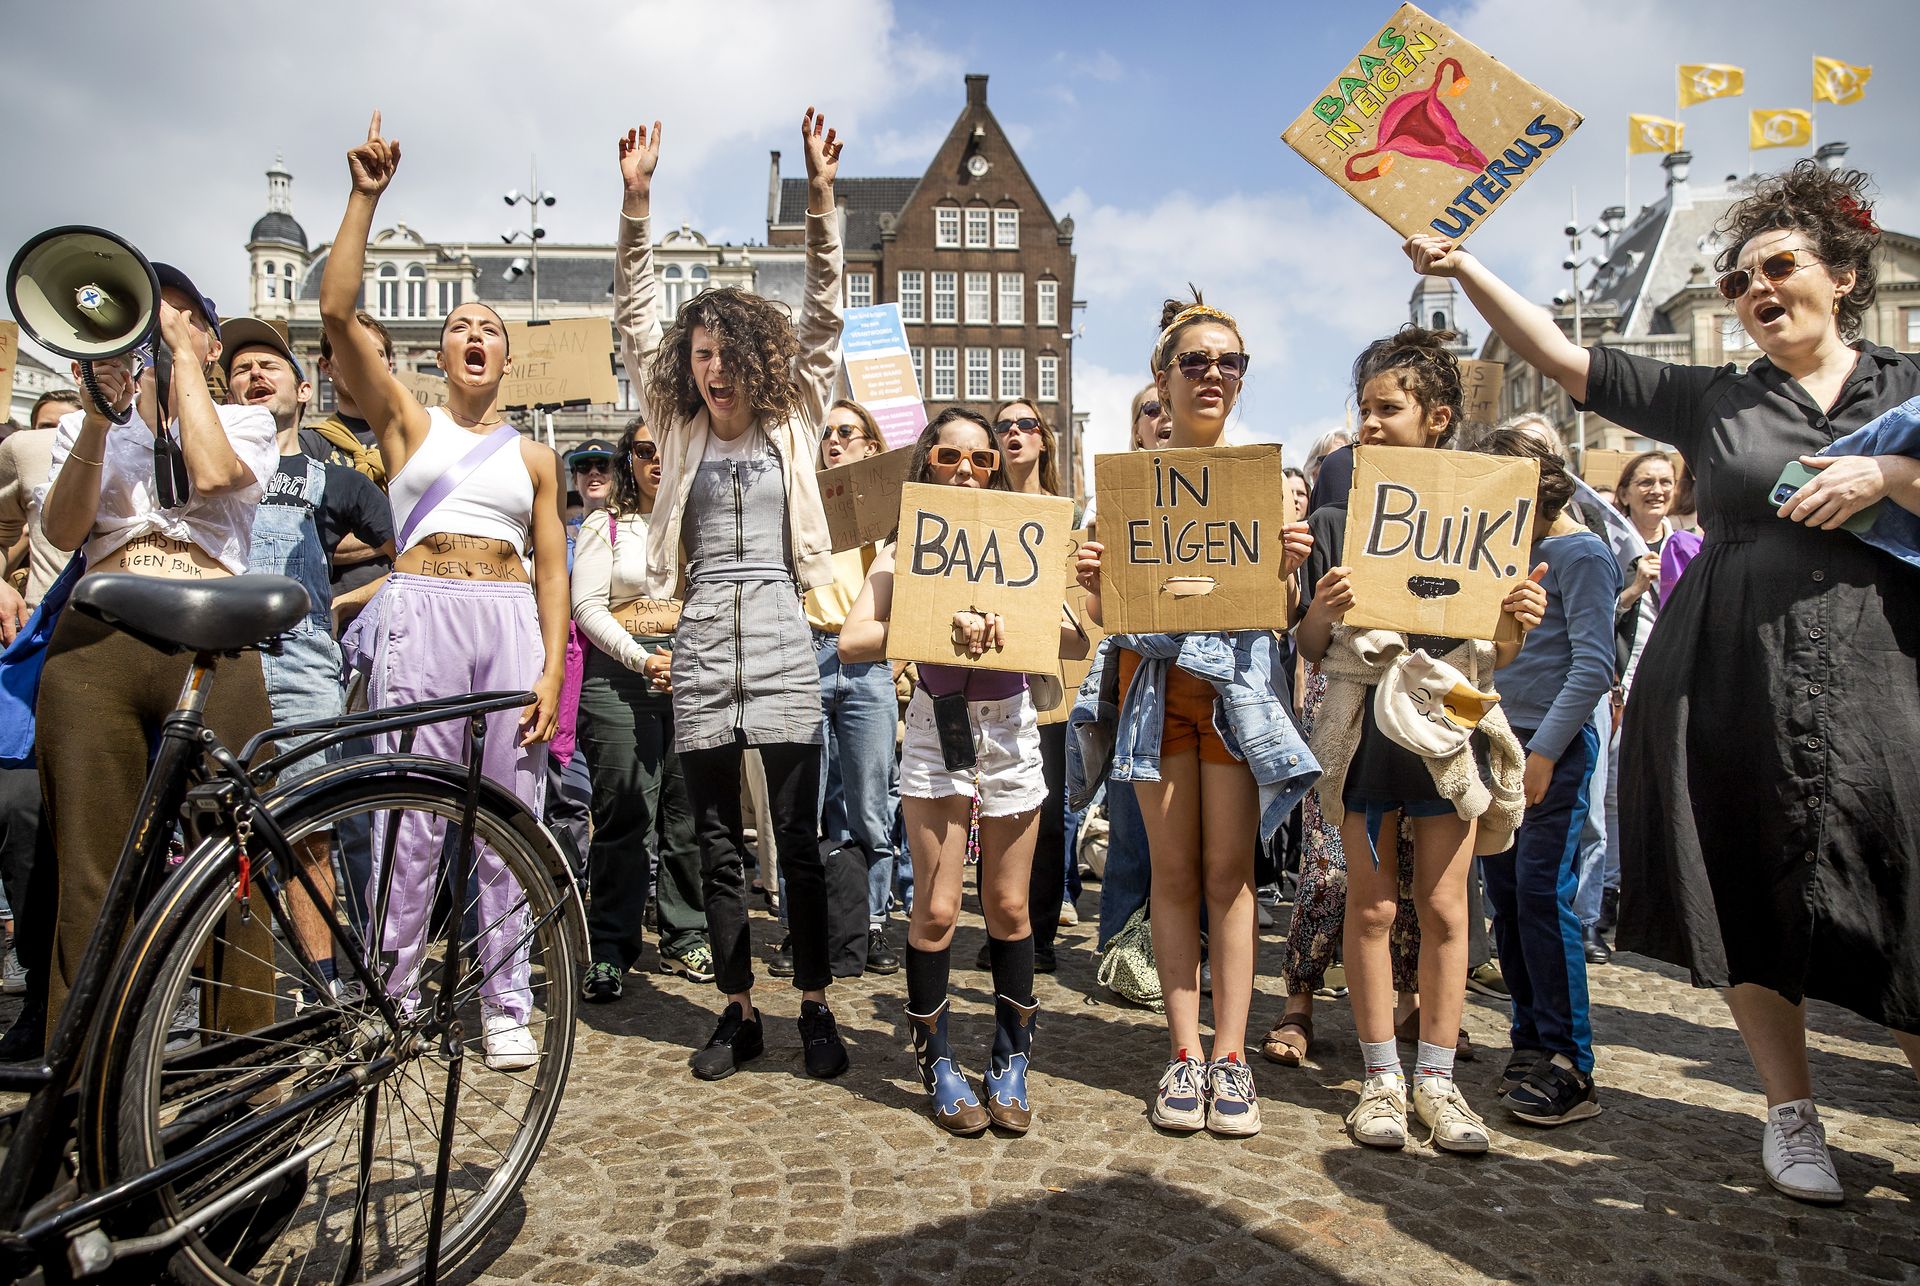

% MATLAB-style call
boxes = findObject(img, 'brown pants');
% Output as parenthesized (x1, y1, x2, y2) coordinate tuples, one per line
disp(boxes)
(37, 609, 276, 1039)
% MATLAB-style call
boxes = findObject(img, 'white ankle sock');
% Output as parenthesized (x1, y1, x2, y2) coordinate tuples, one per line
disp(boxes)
(1361, 1038, 1402, 1080)
(1415, 1040, 1455, 1089)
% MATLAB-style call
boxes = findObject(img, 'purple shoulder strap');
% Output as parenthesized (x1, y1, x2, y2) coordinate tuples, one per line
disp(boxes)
(398, 422, 521, 549)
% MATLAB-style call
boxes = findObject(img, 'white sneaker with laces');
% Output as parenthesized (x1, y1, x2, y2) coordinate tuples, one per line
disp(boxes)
(1, 945, 24, 995)
(165, 989, 202, 1054)
(1346, 1072, 1408, 1149)
(1149, 1053, 1207, 1133)
(1762, 1099, 1843, 1204)
(1412, 1077, 1490, 1154)
(1059, 899, 1080, 926)
(482, 1013, 538, 1072)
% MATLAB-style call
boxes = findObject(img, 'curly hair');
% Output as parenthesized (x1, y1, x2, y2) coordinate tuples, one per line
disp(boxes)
(818, 398, 885, 467)
(992, 399, 1062, 496)
(1715, 160, 1880, 340)
(1478, 427, 1575, 526)
(646, 287, 801, 430)
(1352, 325, 1465, 446)
(1152, 288, 1244, 372)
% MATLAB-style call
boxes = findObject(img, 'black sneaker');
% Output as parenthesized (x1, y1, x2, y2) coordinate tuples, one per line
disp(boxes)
(0, 1001, 45, 1063)
(581, 961, 623, 1002)
(867, 928, 901, 974)
(1035, 943, 1057, 975)
(690, 1003, 764, 1081)
(1582, 925, 1613, 966)
(798, 1000, 849, 1079)
(768, 935, 796, 979)
(1503, 1055, 1601, 1126)
(1498, 1048, 1547, 1097)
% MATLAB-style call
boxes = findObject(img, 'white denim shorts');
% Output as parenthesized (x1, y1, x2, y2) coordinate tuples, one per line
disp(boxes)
(899, 688, 1047, 817)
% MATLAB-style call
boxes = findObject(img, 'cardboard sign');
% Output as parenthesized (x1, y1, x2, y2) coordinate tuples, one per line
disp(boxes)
(1343, 444, 1540, 641)
(0, 322, 17, 417)
(497, 317, 619, 411)
(819, 446, 913, 551)
(1282, 3, 1582, 244)
(842, 303, 928, 449)
(886, 483, 1077, 675)
(1039, 529, 1100, 727)
(1095, 443, 1290, 634)
(1578, 447, 1639, 494)
(396, 368, 449, 408)
(1459, 358, 1504, 426)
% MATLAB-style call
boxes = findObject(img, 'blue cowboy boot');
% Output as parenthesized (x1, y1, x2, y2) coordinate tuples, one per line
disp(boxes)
(982, 994, 1037, 1133)
(907, 1001, 990, 1136)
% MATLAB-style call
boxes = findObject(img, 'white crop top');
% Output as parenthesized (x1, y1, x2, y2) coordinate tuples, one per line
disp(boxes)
(388, 407, 536, 555)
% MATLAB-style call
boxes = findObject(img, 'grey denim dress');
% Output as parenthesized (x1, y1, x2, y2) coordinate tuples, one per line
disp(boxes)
(670, 434, 824, 752)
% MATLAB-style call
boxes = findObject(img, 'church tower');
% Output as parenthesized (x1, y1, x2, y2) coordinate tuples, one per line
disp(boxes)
(246, 156, 309, 321)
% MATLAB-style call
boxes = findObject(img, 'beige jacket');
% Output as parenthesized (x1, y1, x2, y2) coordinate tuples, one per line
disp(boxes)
(0, 428, 60, 605)
(614, 209, 843, 599)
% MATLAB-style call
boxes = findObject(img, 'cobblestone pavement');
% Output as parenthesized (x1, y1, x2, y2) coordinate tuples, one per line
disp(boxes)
(454, 892, 1920, 1286)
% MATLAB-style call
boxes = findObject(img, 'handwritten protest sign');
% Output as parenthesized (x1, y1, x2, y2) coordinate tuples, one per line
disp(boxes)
(396, 368, 449, 408)
(1039, 529, 1100, 727)
(887, 483, 1076, 675)
(842, 304, 928, 449)
(1459, 358, 1504, 426)
(1095, 443, 1289, 634)
(497, 317, 619, 411)
(1282, 3, 1582, 244)
(819, 446, 913, 551)
(1578, 447, 1637, 494)
(0, 322, 18, 415)
(1343, 444, 1540, 641)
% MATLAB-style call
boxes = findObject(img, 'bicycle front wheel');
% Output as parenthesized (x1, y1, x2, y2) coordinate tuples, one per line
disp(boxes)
(96, 768, 580, 1284)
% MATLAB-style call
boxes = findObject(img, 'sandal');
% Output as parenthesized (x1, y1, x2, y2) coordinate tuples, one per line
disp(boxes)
(1260, 1013, 1313, 1066)
(1394, 1008, 1477, 1063)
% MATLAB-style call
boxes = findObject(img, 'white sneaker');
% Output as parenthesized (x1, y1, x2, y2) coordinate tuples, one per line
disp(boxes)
(1059, 899, 1080, 926)
(294, 976, 370, 1018)
(1762, 1100, 1843, 1204)
(165, 989, 201, 1054)
(1148, 1053, 1207, 1133)
(1412, 1077, 1490, 1154)
(482, 1013, 538, 1072)
(1346, 1072, 1408, 1149)
(1, 945, 24, 995)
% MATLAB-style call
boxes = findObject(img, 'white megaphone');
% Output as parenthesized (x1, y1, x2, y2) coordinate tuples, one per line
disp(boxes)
(6, 225, 161, 424)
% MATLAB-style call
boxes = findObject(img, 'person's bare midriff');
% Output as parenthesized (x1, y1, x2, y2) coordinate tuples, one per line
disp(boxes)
(393, 532, 528, 583)
(90, 533, 232, 580)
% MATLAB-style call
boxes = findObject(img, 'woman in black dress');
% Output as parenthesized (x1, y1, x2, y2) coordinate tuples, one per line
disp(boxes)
(1406, 161, 1920, 1206)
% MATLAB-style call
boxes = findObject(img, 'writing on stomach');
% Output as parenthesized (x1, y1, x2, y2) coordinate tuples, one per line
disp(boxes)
(93, 533, 230, 580)
(395, 532, 528, 583)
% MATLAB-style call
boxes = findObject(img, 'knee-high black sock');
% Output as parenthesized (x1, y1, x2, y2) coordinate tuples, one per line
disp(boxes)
(905, 944, 950, 1014)
(987, 933, 1035, 1006)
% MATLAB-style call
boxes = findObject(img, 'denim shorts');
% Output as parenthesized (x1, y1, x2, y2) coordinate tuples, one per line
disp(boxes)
(900, 688, 1047, 818)
(262, 628, 345, 784)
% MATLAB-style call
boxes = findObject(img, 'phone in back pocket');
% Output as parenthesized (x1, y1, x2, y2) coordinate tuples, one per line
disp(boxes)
(1771, 460, 1882, 536)
(931, 691, 977, 772)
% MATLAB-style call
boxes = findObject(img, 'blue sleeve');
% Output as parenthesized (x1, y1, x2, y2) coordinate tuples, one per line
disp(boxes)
(1528, 542, 1620, 763)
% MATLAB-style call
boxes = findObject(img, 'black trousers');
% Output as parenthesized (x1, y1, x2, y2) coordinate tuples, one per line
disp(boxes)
(683, 740, 826, 994)
(1027, 723, 1067, 954)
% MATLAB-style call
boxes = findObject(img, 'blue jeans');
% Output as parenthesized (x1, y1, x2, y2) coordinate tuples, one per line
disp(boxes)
(1096, 779, 1152, 949)
(814, 633, 900, 929)
(1573, 707, 1618, 928)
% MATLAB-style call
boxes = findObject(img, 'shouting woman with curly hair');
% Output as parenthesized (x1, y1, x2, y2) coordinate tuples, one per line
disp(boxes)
(613, 112, 852, 1082)
(1409, 159, 1920, 1204)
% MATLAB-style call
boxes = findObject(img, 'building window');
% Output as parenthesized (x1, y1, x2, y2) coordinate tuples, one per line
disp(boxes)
(898, 270, 925, 323)
(931, 347, 958, 399)
(847, 271, 873, 309)
(689, 265, 709, 304)
(998, 348, 1025, 400)
(376, 263, 398, 318)
(1036, 280, 1059, 329)
(406, 264, 427, 318)
(994, 208, 1020, 249)
(438, 280, 453, 315)
(911, 347, 925, 392)
(964, 272, 991, 325)
(1720, 312, 1756, 353)
(965, 208, 990, 248)
(998, 273, 1024, 326)
(966, 347, 991, 400)
(932, 272, 958, 324)
(1907, 307, 1920, 347)
(285, 263, 295, 300)
(663, 264, 685, 316)
(935, 207, 961, 249)
(263, 260, 277, 300)
(1036, 354, 1059, 402)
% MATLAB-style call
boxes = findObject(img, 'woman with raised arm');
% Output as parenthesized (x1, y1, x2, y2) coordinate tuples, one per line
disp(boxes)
(320, 112, 570, 1073)
(613, 112, 855, 1082)
(1408, 159, 1920, 1205)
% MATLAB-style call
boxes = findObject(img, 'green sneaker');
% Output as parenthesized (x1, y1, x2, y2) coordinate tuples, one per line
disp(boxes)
(581, 962, 623, 1002)
(661, 943, 717, 984)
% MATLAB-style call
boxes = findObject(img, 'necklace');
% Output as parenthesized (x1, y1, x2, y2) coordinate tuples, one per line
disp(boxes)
(445, 405, 504, 430)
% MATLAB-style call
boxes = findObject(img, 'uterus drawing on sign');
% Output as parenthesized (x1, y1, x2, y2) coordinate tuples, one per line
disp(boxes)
(1343, 58, 1482, 183)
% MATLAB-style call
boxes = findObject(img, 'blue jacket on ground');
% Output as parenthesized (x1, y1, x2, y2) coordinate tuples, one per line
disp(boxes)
(1490, 528, 1619, 763)
(1819, 393, 1920, 569)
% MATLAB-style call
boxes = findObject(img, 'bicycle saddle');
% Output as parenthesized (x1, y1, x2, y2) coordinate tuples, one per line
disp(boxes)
(72, 572, 312, 654)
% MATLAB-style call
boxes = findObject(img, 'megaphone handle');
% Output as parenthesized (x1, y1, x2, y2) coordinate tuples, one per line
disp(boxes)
(79, 361, 135, 426)
(153, 341, 172, 434)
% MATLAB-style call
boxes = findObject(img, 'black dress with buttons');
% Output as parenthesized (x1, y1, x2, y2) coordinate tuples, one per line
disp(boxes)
(1581, 341, 1919, 1033)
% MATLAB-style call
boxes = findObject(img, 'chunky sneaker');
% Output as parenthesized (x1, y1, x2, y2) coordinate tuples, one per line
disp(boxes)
(295, 976, 370, 1018)
(165, 989, 202, 1054)
(798, 1000, 850, 1079)
(1412, 1078, 1490, 1153)
(1346, 1073, 1408, 1149)
(1, 945, 24, 995)
(581, 961, 624, 1002)
(660, 943, 717, 984)
(1205, 1053, 1262, 1137)
(1498, 1048, 1548, 1098)
(768, 936, 796, 979)
(907, 1001, 989, 1135)
(1466, 962, 1509, 999)
(1149, 1051, 1207, 1133)
(983, 995, 1037, 1133)
(866, 928, 901, 975)
(1504, 1055, 1601, 1126)
(1059, 898, 1080, 926)
(1762, 1100, 1844, 1204)
(481, 1013, 538, 1072)
(691, 1002, 764, 1081)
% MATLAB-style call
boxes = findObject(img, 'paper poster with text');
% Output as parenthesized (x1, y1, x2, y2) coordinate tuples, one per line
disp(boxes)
(496, 317, 619, 411)
(1459, 358, 1504, 426)
(842, 303, 929, 450)
(1282, 2, 1582, 244)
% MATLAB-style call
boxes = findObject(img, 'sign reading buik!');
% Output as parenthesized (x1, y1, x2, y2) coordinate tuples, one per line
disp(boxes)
(1344, 444, 1541, 641)
(887, 483, 1077, 675)
(1459, 358, 1504, 426)
(819, 446, 913, 552)
(497, 317, 619, 411)
(1282, 3, 1582, 244)
(1096, 443, 1289, 633)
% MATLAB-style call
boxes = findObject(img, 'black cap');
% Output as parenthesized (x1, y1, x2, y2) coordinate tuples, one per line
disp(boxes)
(568, 439, 616, 469)
(152, 262, 219, 330)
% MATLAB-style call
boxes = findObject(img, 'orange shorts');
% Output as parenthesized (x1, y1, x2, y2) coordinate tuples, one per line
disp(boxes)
(1116, 650, 1238, 766)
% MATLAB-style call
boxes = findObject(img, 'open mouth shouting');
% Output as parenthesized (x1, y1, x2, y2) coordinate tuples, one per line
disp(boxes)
(707, 381, 738, 415)
(1754, 301, 1788, 327)
(462, 341, 488, 378)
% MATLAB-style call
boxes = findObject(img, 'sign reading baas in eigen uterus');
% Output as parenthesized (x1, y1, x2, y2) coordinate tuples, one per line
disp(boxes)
(1283, 3, 1581, 244)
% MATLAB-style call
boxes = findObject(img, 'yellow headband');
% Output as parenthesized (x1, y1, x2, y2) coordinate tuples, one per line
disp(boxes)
(1152, 305, 1239, 371)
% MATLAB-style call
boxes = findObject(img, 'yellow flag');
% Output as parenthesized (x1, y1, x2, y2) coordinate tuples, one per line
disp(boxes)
(1813, 57, 1871, 105)
(1678, 64, 1745, 107)
(1750, 109, 1813, 150)
(1628, 114, 1684, 155)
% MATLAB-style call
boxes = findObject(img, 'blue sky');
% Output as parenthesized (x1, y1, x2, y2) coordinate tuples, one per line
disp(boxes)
(2, 0, 1912, 480)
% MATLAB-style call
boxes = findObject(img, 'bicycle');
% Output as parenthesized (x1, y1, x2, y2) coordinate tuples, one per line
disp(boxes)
(0, 571, 584, 1283)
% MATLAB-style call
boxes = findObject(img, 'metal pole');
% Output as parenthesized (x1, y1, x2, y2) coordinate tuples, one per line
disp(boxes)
(1571, 190, 1588, 472)
(529, 160, 541, 323)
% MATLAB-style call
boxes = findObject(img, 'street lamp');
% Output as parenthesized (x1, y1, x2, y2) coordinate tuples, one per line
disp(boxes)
(503, 162, 557, 320)
(1557, 195, 1625, 472)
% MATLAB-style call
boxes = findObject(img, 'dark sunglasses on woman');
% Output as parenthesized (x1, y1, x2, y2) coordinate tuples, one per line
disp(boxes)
(629, 441, 658, 462)
(994, 417, 1041, 435)
(930, 445, 999, 471)
(1173, 350, 1250, 382)
(1136, 401, 1162, 420)
(1716, 249, 1822, 301)
(824, 424, 867, 441)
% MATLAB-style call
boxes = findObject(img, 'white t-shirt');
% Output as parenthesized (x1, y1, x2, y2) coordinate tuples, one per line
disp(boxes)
(703, 425, 768, 463)
(44, 404, 277, 575)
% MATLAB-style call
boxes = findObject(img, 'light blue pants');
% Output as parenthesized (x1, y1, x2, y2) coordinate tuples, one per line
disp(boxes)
(812, 633, 900, 929)
(1573, 698, 1619, 929)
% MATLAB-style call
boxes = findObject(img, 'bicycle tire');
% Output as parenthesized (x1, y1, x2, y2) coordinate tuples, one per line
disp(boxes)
(93, 766, 580, 1284)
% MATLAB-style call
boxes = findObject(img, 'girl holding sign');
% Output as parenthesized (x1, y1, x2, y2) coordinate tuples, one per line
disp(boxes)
(1072, 297, 1319, 1139)
(840, 408, 1088, 1136)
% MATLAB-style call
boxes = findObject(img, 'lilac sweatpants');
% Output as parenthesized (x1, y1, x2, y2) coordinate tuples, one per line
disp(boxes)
(363, 574, 547, 1022)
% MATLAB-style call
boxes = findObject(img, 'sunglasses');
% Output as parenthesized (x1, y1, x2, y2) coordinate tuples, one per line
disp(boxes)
(1716, 249, 1822, 301)
(929, 445, 999, 472)
(824, 424, 868, 441)
(573, 458, 613, 474)
(994, 417, 1042, 435)
(629, 441, 658, 462)
(1136, 401, 1163, 420)
(154, 432, 190, 509)
(1173, 351, 1250, 382)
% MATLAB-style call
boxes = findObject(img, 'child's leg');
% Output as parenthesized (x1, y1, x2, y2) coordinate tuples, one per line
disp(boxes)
(1341, 809, 1404, 1052)
(1135, 751, 1204, 1059)
(1410, 812, 1476, 1053)
(1199, 760, 1259, 1061)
